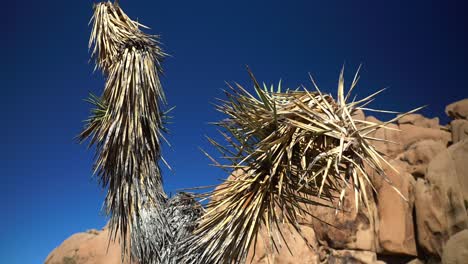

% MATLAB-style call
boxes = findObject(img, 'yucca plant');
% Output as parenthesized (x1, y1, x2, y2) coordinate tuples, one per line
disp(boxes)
(79, 1, 170, 261)
(181, 67, 422, 264)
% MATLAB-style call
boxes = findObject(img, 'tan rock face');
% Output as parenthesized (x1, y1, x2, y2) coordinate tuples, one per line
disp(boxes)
(446, 98, 468, 120)
(398, 140, 446, 177)
(398, 113, 440, 129)
(414, 178, 448, 256)
(399, 124, 451, 148)
(385, 123, 403, 157)
(414, 139, 468, 256)
(449, 139, 468, 203)
(352, 109, 366, 121)
(325, 249, 380, 264)
(376, 161, 417, 256)
(44, 226, 134, 264)
(442, 230, 468, 264)
(426, 141, 468, 233)
(365, 116, 403, 157)
(305, 185, 379, 252)
(450, 119, 468, 144)
(365, 116, 386, 154)
(247, 224, 319, 264)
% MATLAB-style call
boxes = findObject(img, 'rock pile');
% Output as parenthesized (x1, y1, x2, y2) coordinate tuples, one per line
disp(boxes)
(44, 225, 135, 264)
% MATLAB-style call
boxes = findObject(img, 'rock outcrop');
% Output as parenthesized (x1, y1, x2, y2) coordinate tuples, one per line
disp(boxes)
(414, 140, 468, 255)
(449, 120, 468, 143)
(399, 124, 451, 148)
(397, 140, 446, 177)
(398, 113, 440, 129)
(45, 226, 134, 264)
(445, 99, 468, 120)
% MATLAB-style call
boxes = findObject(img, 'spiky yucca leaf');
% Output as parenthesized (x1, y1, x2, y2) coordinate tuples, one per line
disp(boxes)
(181, 68, 422, 264)
(89, 1, 166, 77)
(80, 1, 169, 260)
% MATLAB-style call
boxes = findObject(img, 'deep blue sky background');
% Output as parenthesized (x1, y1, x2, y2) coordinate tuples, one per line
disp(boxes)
(2, 0, 467, 263)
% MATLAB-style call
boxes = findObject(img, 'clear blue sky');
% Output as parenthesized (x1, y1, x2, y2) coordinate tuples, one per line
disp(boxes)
(2, 1, 467, 263)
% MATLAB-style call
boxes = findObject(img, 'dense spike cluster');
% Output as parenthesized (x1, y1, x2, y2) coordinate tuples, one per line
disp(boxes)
(131, 193, 204, 263)
(79, 1, 168, 257)
(181, 68, 422, 263)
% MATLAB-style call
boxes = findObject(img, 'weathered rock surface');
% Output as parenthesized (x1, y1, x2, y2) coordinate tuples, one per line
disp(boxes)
(414, 177, 448, 256)
(448, 139, 468, 203)
(352, 109, 366, 121)
(399, 124, 451, 149)
(365, 116, 403, 157)
(398, 114, 440, 129)
(414, 139, 468, 256)
(450, 120, 468, 143)
(376, 161, 417, 256)
(442, 230, 468, 264)
(45, 226, 134, 264)
(446, 98, 468, 120)
(305, 186, 379, 252)
(247, 224, 319, 264)
(398, 140, 446, 177)
(425, 140, 468, 232)
(325, 249, 381, 264)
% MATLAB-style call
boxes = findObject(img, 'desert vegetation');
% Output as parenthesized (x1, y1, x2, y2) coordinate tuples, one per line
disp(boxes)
(62, 1, 468, 264)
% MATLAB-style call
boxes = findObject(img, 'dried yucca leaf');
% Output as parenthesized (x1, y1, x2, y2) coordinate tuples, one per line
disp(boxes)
(89, 1, 166, 77)
(182, 67, 422, 264)
(80, 1, 169, 260)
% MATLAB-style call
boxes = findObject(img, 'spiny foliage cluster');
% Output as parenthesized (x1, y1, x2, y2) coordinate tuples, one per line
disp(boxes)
(131, 193, 204, 264)
(79, 1, 169, 257)
(179, 68, 421, 264)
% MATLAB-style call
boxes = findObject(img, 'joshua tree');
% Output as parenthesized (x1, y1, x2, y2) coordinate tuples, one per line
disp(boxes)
(79, 2, 420, 264)
(80, 1, 170, 262)
(81, 2, 205, 263)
